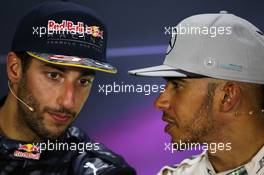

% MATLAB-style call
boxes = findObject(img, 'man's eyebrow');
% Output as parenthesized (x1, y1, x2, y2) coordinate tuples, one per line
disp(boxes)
(43, 63, 67, 72)
(164, 77, 187, 83)
(79, 71, 95, 77)
(42, 63, 95, 76)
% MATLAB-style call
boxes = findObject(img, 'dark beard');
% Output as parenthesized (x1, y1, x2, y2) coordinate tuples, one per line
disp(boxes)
(187, 82, 218, 142)
(172, 82, 219, 150)
(16, 75, 72, 141)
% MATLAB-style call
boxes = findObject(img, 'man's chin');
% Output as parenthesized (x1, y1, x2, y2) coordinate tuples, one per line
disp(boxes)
(170, 135, 183, 144)
(42, 126, 68, 140)
(170, 137, 190, 150)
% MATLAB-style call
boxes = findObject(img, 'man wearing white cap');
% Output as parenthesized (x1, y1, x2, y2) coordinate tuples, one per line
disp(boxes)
(129, 11, 264, 175)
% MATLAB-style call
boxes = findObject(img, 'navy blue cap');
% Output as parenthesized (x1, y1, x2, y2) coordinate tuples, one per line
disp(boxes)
(11, 1, 117, 73)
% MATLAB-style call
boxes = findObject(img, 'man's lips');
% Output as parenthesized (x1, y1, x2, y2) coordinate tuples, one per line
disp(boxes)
(162, 115, 178, 132)
(47, 112, 71, 123)
(162, 115, 176, 123)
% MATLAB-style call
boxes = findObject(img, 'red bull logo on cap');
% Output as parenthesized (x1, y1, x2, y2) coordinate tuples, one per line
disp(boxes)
(47, 20, 104, 39)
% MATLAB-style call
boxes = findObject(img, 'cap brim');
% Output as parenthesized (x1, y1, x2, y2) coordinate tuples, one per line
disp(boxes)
(128, 64, 187, 77)
(27, 51, 117, 74)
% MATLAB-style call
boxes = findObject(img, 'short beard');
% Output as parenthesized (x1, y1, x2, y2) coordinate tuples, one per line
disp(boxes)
(16, 75, 67, 141)
(179, 82, 219, 144)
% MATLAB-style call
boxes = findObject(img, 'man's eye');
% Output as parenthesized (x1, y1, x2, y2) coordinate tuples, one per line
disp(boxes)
(172, 82, 183, 90)
(79, 79, 92, 87)
(172, 82, 179, 88)
(47, 72, 60, 80)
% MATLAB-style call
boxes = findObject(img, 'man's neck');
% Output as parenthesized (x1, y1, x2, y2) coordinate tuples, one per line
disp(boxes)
(207, 117, 264, 173)
(0, 94, 39, 142)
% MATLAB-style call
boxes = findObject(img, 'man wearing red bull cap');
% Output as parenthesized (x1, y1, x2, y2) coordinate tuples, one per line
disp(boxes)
(129, 11, 264, 175)
(0, 1, 136, 175)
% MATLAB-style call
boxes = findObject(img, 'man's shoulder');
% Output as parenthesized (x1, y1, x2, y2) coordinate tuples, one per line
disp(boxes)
(65, 126, 124, 163)
(66, 126, 89, 141)
(66, 126, 136, 175)
(157, 152, 207, 175)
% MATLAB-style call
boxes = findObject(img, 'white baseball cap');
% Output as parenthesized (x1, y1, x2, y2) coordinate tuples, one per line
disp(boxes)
(128, 11, 264, 84)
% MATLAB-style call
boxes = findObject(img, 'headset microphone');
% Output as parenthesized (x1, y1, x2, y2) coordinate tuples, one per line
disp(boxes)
(8, 81, 34, 112)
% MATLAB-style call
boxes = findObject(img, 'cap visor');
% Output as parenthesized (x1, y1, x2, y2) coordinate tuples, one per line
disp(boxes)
(27, 51, 117, 74)
(128, 64, 187, 77)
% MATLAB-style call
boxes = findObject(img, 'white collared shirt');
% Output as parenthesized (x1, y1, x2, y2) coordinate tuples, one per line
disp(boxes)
(157, 146, 264, 175)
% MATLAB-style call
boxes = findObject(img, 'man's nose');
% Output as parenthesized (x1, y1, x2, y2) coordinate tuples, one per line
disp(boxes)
(154, 87, 170, 110)
(57, 82, 75, 109)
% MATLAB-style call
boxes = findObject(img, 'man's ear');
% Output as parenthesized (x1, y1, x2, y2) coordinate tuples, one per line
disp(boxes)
(220, 82, 241, 112)
(6, 52, 23, 84)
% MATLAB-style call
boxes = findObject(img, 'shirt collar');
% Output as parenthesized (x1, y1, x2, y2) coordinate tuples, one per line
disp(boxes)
(205, 145, 264, 175)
